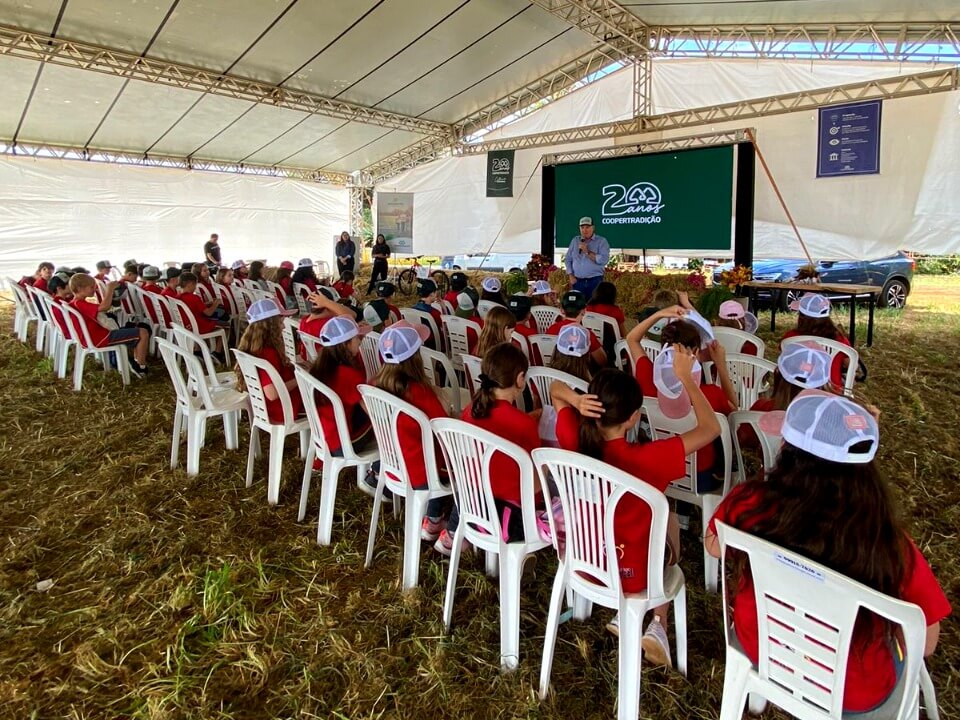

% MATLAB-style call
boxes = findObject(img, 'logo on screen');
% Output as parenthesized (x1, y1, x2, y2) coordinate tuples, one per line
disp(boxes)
(491, 157, 511, 173)
(600, 183, 664, 225)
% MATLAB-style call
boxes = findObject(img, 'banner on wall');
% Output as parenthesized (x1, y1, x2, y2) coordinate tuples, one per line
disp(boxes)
(553, 145, 734, 250)
(817, 100, 882, 177)
(486, 149, 515, 197)
(376, 192, 414, 253)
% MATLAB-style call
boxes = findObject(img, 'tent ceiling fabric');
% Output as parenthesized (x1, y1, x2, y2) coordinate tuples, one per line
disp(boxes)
(0, 0, 956, 177)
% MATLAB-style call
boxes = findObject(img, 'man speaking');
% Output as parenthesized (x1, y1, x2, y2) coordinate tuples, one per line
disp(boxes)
(565, 216, 609, 298)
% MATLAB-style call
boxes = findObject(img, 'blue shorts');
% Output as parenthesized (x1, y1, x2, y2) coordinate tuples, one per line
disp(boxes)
(104, 327, 140, 346)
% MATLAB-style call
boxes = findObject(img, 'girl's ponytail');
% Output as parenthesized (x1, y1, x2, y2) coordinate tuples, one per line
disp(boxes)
(579, 369, 644, 452)
(471, 342, 528, 420)
(578, 416, 607, 460)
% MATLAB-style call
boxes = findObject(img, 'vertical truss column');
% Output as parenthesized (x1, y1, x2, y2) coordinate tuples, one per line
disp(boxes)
(348, 185, 366, 241)
(633, 55, 652, 117)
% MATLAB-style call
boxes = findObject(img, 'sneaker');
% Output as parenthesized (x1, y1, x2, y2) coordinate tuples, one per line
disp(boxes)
(606, 613, 620, 638)
(357, 469, 379, 498)
(433, 528, 455, 556)
(421, 516, 444, 542)
(641, 616, 672, 668)
(129, 359, 147, 378)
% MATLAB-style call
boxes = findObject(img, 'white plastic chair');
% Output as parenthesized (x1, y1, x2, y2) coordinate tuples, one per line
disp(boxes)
(715, 522, 935, 720)
(141, 291, 176, 348)
(281, 317, 301, 366)
(713, 326, 765, 358)
(614, 338, 636, 376)
(46, 299, 77, 379)
(430, 417, 551, 671)
(460, 353, 483, 396)
(60, 302, 132, 391)
(195, 282, 214, 304)
(525, 366, 588, 413)
(533, 448, 688, 719)
(401, 308, 442, 352)
(168, 296, 230, 363)
(7, 279, 40, 343)
(233, 350, 309, 506)
(729, 411, 781, 485)
(420, 346, 467, 415)
(264, 280, 286, 308)
(510, 330, 531, 360)
(359, 331, 382, 381)
(170, 325, 236, 392)
(477, 299, 499, 320)
(719, 354, 777, 411)
(642, 399, 732, 593)
(25, 284, 53, 354)
(298, 331, 323, 363)
(640, 337, 661, 363)
(531, 305, 562, 334)
(781, 335, 859, 395)
(156, 338, 249, 475)
(292, 282, 313, 316)
(439, 299, 455, 315)
(582, 311, 622, 345)
(294, 366, 379, 542)
(528, 333, 557, 366)
(440, 315, 481, 375)
(359, 385, 453, 590)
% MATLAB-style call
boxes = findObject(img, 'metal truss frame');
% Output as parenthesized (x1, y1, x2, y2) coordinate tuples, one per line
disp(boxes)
(348, 185, 366, 240)
(633, 55, 652, 117)
(457, 67, 958, 155)
(542, 128, 751, 165)
(527, 0, 650, 62)
(0, 141, 350, 185)
(0, 24, 453, 139)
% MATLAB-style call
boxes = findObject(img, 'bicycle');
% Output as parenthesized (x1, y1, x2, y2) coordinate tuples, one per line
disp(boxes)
(391, 256, 449, 296)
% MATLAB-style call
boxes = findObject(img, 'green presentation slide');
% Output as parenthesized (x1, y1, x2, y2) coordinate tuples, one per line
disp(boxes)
(554, 145, 735, 251)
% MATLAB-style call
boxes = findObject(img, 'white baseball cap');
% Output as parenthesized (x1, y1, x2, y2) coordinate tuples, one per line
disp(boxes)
(791, 294, 831, 318)
(781, 392, 879, 463)
(378, 321, 429, 364)
(742, 311, 759, 335)
(247, 298, 296, 323)
(682, 309, 715, 347)
(457, 292, 475, 311)
(297, 257, 314, 269)
(556, 324, 591, 358)
(318, 316, 369, 347)
(231, 260, 247, 271)
(653, 347, 702, 419)
(777, 344, 832, 390)
(579, 216, 593, 226)
(530, 280, 552, 296)
(481, 277, 501, 293)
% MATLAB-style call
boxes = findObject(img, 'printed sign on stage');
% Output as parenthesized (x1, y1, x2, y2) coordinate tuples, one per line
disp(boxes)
(376, 192, 414, 254)
(817, 100, 882, 178)
(486, 149, 515, 197)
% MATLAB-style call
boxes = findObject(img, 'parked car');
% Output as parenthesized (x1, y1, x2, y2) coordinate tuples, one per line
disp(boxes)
(712, 252, 915, 309)
(441, 253, 530, 272)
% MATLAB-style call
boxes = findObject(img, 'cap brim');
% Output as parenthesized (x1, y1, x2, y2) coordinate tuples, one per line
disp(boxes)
(277, 307, 297, 316)
(758, 410, 786, 436)
(657, 390, 692, 419)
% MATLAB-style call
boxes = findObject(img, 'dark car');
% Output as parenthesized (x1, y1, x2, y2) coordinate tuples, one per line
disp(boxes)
(713, 252, 915, 309)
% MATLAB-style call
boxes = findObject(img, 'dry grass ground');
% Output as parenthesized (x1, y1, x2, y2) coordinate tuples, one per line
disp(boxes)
(0, 276, 956, 719)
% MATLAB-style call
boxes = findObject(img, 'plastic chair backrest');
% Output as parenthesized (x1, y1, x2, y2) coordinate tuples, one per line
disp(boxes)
(281, 317, 299, 362)
(532, 447, 670, 599)
(643, 399, 733, 497)
(142, 291, 172, 328)
(168, 296, 203, 334)
(510, 330, 530, 360)
(401, 308, 441, 350)
(721, 353, 777, 411)
(47, 297, 71, 338)
(420, 346, 463, 414)
(640, 337, 661, 363)
(60, 302, 99, 349)
(582, 311, 621, 344)
(299, 332, 323, 362)
(231, 284, 256, 314)
(212, 282, 239, 317)
(264, 280, 286, 307)
(156, 337, 208, 412)
(713, 326, 765, 358)
(476, 299, 499, 320)
(430, 417, 539, 543)
(441, 315, 480, 362)
(531, 305, 562, 334)
(461, 353, 483, 394)
(358, 384, 444, 493)
(195, 282, 214, 303)
(292, 282, 312, 316)
(359, 331, 382, 381)
(715, 522, 925, 720)
(26, 284, 51, 322)
(233, 349, 298, 428)
(9, 281, 38, 321)
(781, 335, 859, 395)
(525, 367, 588, 411)
(294, 365, 366, 460)
(528, 334, 557, 366)
(439, 299, 455, 315)
(729, 410, 781, 481)
(170, 324, 222, 388)
(613, 338, 635, 375)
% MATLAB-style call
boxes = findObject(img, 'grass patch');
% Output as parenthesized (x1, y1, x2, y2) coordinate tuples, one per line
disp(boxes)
(0, 285, 956, 719)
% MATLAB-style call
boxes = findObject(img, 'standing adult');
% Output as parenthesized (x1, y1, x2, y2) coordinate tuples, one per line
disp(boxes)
(565, 216, 609, 299)
(204, 233, 222, 268)
(335, 231, 356, 276)
(366, 233, 391, 294)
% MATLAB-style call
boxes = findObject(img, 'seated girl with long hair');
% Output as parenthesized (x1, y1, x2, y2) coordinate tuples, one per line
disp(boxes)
(782, 293, 852, 388)
(552, 359, 720, 666)
(586, 280, 626, 338)
(234, 298, 301, 422)
(705, 392, 950, 713)
(472, 305, 516, 357)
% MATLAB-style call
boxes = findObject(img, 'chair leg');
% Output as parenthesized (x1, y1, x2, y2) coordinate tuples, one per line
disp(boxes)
(539, 567, 567, 699)
(718, 652, 751, 720)
(170, 406, 184, 469)
(486, 551, 499, 578)
(572, 593, 594, 621)
(116, 350, 130, 385)
(298, 428, 309, 458)
(266, 428, 285, 505)
(498, 547, 524, 672)
(364, 476, 386, 569)
(674, 584, 688, 677)
(186, 412, 204, 476)
(316, 458, 345, 545)
(401, 492, 427, 591)
(702, 494, 722, 593)
(617, 602, 644, 720)
(245, 426, 258, 488)
(73, 350, 86, 391)
(222, 411, 239, 450)
(920, 662, 940, 720)
(442, 524, 466, 631)
(297, 445, 316, 523)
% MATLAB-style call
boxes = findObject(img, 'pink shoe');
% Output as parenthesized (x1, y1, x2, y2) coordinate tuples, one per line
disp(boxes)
(421, 516, 444, 542)
(434, 528, 455, 556)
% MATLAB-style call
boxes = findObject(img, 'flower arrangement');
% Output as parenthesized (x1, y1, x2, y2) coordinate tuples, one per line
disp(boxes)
(719, 264, 753, 292)
(795, 264, 821, 283)
(525, 253, 558, 282)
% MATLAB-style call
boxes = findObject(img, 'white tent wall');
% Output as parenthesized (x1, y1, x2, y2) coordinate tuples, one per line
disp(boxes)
(0, 156, 348, 281)
(380, 58, 960, 261)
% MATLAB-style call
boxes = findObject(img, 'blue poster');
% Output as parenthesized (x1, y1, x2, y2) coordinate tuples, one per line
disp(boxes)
(817, 100, 882, 177)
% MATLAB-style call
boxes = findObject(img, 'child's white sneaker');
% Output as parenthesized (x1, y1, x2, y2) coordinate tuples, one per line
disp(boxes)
(641, 616, 672, 668)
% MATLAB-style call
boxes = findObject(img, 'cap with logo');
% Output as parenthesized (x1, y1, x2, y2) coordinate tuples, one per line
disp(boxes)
(54, 265, 73, 275)
(530, 279, 552, 296)
(653, 347, 703, 419)
(48, 275, 69, 293)
(142, 265, 161, 280)
(681, 309, 715, 348)
(456, 291, 476, 311)
(449, 271, 468, 290)
(556, 324, 591, 358)
(781, 392, 879, 463)
(791, 293, 831, 318)
(279, 260, 295, 271)
(777, 344, 832, 389)
(246, 297, 296, 324)
(297, 257, 314, 269)
(95, 260, 112, 271)
(163, 267, 182, 281)
(378, 321, 429, 364)
(719, 300, 746, 320)
(481, 277, 501, 293)
(318, 316, 369, 347)
(362, 298, 390, 327)
(376, 281, 396, 298)
(561, 290, 587, 313)
(507, 294, 532, 317)
(579, 216, 593, 226)
(417, 278, 437, 297)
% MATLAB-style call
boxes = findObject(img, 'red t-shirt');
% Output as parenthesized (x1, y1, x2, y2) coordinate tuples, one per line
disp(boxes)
(443, 290, 459, 308)
(556, 407, 686, 592)
(256, 346, 302, 424)
(279, 276, 293, 295)
(587, 303, 625, 326)
(141, 282, 162, 295)
(316, 363, 368, 453)
(68, 298, 108, 346)
(333, 280, 355, 299)
(512, 322, 536, 356)
(161, 286, 179, 299)
(709, 484, 952, 712)
(635, 355, 656, 397)
(385, 382, 448, 490)
(50, 296, 70, 335)
(386, 302, 401, 323)
(33, 277, 49, 294)
(782, 329, 852, 388)
(546, 318, 601, 354)
(298, 315, 330, 361)
(460, 399, 540, 506)
(181, 291, 216, 334)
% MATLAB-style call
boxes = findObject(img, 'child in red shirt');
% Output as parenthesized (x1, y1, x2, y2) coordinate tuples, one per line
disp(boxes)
(781, 293, 853, 388)
(444, 271, 469, 308)
(333, 270, 356, 302)
(236, 298, 301, 423)
(546, 290, 606, 368)
(160, 268, 181, 299)
(586, 280, 626, 337)
(507, 294, 537, 356)
(298, 288, 357, 361)
(412, 278, 443, 350)
(473, 306, 516, 357)
(94, 260, 113, 283)
(140, 266, 163, 295)
(179, 272, 228, 360)
(706, 393, 950, 713)
(30, 262, 54, 294)
(376, 281, 402, 323)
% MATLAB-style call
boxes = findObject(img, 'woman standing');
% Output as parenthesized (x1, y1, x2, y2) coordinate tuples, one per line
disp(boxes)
(335, 231, 356, 276)
(366, 233, 391, 294)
